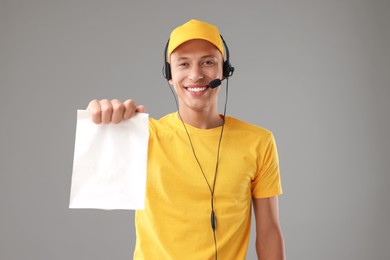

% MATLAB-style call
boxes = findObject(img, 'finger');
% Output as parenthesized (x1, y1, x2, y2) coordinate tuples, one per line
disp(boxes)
(123, 99, 136, 120)
(135, 105, 145, 113)
(100, 99, 113, 124)
(87, 99, 102, 124)
(111, 99, 125, 124)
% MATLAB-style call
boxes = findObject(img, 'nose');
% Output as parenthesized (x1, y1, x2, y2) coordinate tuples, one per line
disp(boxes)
(188, 65, 204, 81)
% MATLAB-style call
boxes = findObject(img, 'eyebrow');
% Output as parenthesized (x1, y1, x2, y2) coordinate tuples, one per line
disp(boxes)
(173, 55, 217, 63)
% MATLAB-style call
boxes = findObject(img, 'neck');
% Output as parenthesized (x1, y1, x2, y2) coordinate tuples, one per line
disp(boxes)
(177, 107, 223, 129)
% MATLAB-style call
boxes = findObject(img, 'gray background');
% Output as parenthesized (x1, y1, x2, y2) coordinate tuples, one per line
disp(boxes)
(1, 0, 389, 259)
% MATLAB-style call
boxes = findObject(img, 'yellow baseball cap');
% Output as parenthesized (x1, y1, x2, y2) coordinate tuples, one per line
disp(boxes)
(167, 19, 224, 61)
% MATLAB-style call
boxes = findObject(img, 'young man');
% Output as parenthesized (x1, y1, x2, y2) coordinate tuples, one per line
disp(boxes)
(87, 19, 285, 260)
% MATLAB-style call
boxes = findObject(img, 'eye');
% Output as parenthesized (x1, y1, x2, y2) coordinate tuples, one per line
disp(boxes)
(178, 62, 189, 67)
(202, 60, 216, 66)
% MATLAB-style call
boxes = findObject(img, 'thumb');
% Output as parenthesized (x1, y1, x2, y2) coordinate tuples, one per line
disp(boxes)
(135, 105, 145, 113)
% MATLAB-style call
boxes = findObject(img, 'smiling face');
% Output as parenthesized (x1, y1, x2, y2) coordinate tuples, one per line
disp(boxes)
(169, 39, 223, 114)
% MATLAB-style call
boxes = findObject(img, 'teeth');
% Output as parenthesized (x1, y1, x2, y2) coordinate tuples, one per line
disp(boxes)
(187, 87, 207, 92)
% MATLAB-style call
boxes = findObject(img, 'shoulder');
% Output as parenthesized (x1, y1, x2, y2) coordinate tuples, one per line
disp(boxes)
(226, 116, 274, 139)
(148, 112, 177, 134)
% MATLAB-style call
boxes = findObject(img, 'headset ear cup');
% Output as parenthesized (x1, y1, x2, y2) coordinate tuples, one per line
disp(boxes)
(164, 62, 171, 80)
(223, 61, 233, 78)
(223, 61, 228, 78)
(163, 39, 171, 80)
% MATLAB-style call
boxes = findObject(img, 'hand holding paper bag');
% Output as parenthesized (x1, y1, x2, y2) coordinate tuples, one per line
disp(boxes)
(86, 98, 145, 124)
(69, 110, 149, 210)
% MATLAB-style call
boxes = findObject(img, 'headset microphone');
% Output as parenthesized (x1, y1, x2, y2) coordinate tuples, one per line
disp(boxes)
(208, 79, 223, 89)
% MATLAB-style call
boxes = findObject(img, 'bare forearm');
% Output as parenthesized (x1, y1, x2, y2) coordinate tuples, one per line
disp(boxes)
(256, 228, 285, 260)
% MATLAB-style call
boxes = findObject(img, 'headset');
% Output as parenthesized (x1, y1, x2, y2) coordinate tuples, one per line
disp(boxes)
(163, 35, 235, 81)
(162, 35, 235, 260)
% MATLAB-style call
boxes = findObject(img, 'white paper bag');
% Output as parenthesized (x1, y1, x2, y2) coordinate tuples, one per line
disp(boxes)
(69, 110, 149, 210)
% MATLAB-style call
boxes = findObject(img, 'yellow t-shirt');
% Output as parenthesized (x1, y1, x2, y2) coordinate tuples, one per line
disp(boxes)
(134, 113, 282, 259)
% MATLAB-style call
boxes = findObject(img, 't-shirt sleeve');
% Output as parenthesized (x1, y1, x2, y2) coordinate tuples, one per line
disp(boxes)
(251, 133, 283, 198)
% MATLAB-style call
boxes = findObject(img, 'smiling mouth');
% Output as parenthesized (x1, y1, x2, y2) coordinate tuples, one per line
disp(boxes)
(185, 86, 208, 92)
